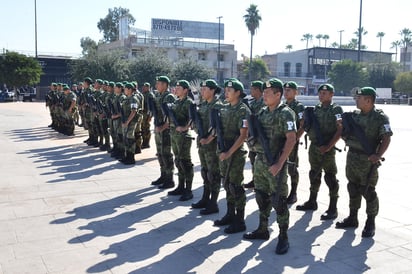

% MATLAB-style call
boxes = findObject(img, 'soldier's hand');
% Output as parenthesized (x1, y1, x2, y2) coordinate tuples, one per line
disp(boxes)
(219, 152, 230, 161)
(319, 145, 330, 154)
(269, 163, 281, 177)
(368, 154, 382, 164)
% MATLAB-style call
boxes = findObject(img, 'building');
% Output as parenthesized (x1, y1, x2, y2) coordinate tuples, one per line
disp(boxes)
(98, 18, 238, 84)
(262, 47, 393, 95)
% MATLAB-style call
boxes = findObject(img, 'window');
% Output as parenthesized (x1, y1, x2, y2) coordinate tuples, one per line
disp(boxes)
(198, 52, 206, 61)
(284, 62, 291, 77)
(296, 63, 302, 77)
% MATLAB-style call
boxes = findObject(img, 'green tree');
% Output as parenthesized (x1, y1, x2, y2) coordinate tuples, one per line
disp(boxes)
(315, 34, 323, 47)
(171, 58, 213, 84)
(80, 37, 98, 56)
(97, 7, 135, 43)
(368, 63, 400, 89)
(69, 50, 130, 82)
(241, 57, 270, 82)
(394, 71, 412, 95)
(301, 33, 313, 49)
(244, 4, 262, 82)
(354, 27, 368, 49)
(391, 40, 402, 62)
(399, 28, 412, 71)
(330, 42, 339, 48)
(0, 51, 42, 88)
(323, 34, 330, 47)
(328, 59, 369, 94)
(376, 32, 385, 52)
(128, 49, 172, 86)
(285, 44, 293, 52)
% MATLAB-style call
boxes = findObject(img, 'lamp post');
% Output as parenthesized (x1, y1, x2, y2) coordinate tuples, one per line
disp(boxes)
(34, 0, 38, 58)
(357, 0, 363, 62)
(217, 16, 222, 84)
(338, 30, 344, 48)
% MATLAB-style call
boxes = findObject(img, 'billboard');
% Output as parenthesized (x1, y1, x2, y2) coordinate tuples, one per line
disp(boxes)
(151, 18, 224, 40)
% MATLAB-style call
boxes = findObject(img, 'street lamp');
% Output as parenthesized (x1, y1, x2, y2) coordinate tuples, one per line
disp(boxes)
(357, 0, 363, 62)
(338, 30, 344, 48)
(217, 16, 223, 84)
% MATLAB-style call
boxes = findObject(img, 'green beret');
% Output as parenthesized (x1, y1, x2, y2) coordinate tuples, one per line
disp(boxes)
(226, 80, 244, 92)
(132, 81, 138, 87)
(125, 83, 134, 89)
(108, 81, 115, 88)
(143, 82, 151, 87)
(176, 80, 190, 89)
(263, 78, 283, 89)
(78, 82, 83, 85)
(357, 87, 376, 97)
(95, 79, 103, 85)
(202, 79, 218, 89)
(318, 84, 334, 92)
(156, 76, 170, 84)
(84, 77, 93, 84)
(103, 80, 109, 86)
(283, 81, 298, 89)
(115, 82, 124, 88)
(57, 83, 62, 86)
(51, 83, 57, 87)
(122, 81, 128, 85)
(62, 85, 70, 91)
(72, 84, 77, 87)
(224, 78, 239, 87)
(251, 80, 263, 90)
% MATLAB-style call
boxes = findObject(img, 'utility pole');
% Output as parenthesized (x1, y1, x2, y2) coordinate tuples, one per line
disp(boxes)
(34, 0, 38, 58)
(357, 0, 363, 62)
(217, 16, 223, 84)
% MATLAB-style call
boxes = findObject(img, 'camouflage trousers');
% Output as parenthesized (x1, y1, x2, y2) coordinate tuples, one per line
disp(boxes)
(123, 120, 137, 154)
(308, 143, 339, 198)
(198, 140, 220, 194)
(253, 153, 289, 229)
(171, 130, 194, 183)
(345, 150, 379, 217)
(219, 148, 247, 210)
(98, 116, 110, 144)
(134, 114, 143, 151)
(155, 128, 174, 179)
(141, 113, 152, 146)
(112, 118, 123, 151)
(287, 143, 300, 186)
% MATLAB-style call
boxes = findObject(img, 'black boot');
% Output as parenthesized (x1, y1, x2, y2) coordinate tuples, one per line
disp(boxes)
(191, 188, 210, 208)
(336, 209, 359, 229)
(122, 152, 135, 165)
(275, 225, 289, 255)
(243, 216, 269, 240)
(214, 202, 235, 226)
(296, 192, 318, 211)
(362, 216, 376, 238)
(287, 182, 298, 204)
(224, 208, 246, 234)
(158, 175, 175, 189)
(243, 180, 255, 189)
(168, 178, 184, 196)
(200, 191, 219, 215)
(179, 180, 193, 201)
(151, 173, 165, 186)
(321, 197, 338, 220)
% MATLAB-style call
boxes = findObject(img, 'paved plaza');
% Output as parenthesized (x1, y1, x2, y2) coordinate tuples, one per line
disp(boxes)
(0, 101, 411, 274)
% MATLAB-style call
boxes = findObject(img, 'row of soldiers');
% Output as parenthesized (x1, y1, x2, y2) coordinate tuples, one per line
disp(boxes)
(46, 75, 392, 255)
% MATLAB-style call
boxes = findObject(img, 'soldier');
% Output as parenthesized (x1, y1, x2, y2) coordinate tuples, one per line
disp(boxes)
(213, 80, 250, 234)
(46, 83, 58, 128)
(82, 77, 97, 146)
(243, 78, 296, 255)
(106, 81, 116, 153)
(166, 80, 195, 201)
(141, 82, 154, 149)
(110, 82, 126, 159)
(283, 81, 305, 204)
(296, 84, 343, 221)
(61, 85, 77, 136)
(76, 82, 85, 128)
(96, 80, 111, 151)
(119, 83, 141, 165)
(244, 80, 265, 189)
(151, 76, 176, 189)
(336, 87, 392, 238)
(191, 79, 222, 215)
(132, 81, 144, 154)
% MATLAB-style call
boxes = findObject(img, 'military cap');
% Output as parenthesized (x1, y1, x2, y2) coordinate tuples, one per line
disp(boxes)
(283, 81, 298, 89)
(72, 83, 77, 87)
(115, 82, 124, 88)
(125, 83, 134, 89)
(132, 81, 138, 87)
(78, 82, 83, 85)
(156, 76, 170, 84)
(57, 83, 63, 86)
(251, 80, 263, 90)
(103, 80, 109, 86)
(95, 79, 103, 85)
(176, 80, 190, 89)
(108, 81, 115, 88)
(143, 82, 151, 87)
(357, 87, 376, 97)
(226, 80, 244, 91)
(201, 79, 217, 89)
(263, 78, 284, 89)
(62, 85, 70, 91)
(318, 83, 334, 92)
(51, 82, 57, 87)
(224, 78, 239, 87)
(84, 77, 93, 84)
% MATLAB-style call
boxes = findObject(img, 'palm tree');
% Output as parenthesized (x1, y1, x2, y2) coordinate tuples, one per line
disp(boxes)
(376, 32, 385, 52)
(391, 40, 402, 62)
(323, 34, 330, 47)
(244, 4, 262, 81)
(285, 45, 293, 53)
(399, 28, 412, 71)
(354, 27, 368, 49)
(331, 42, 339, 48)
(301, 33, 313, 49)
(315, 34, 323, 47)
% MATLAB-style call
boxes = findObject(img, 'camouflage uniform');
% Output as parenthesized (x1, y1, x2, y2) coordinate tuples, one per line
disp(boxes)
(285, 99, 305, 200)
(168, 96, 194, 200)
(111, 92, 126, 159)
(250, 103, 296, 237)
(343, 107, 392, 218)
(133, 89, 144, 154)
(96, 89, 111, 150)
(61, 90, 77, 135)
(141, 88, 155, 148)
(120, 93, 141, 164)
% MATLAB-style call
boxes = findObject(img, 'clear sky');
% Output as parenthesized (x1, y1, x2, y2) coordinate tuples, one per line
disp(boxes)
(0, 0, 410, 59)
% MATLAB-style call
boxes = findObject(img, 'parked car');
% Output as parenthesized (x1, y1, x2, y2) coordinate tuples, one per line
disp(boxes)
(21, 86, 36, 102)
(0, 90, 15, 102)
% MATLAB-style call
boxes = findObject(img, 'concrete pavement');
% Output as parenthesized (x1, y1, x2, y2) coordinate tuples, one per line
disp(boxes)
(0, 101, 411, 274)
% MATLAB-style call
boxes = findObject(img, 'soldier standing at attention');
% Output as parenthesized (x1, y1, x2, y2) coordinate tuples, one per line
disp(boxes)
(244, 80, 265, 189)
(213, 80, 250, 234)
(119, 83, 141, 165)
(141, 82, 155, 149)
(131, 81, 144, 154)
(336, 87, 392, 238)
(151, 76, 176, 189)
(296, 84, 343, 221)
(191, 79, 222, 215)
(82, 77, 96, 145)
(283, 81, 305, 204)
(243, 78, 296, 255)
(166, 80, 195, 201)
(110, 82, 126, 159)
(106, 82, 116, 153)
(46, 83, 58, 128)
(61, 85, 77, 136)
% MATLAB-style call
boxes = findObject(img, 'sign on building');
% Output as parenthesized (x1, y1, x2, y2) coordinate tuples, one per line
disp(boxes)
(151, 18, 224, 40)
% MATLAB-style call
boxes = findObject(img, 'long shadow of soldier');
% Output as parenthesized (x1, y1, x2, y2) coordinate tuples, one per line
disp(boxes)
(5, 126, 61, 142)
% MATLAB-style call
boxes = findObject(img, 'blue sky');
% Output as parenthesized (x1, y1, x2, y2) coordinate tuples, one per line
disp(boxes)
(0, 0, 410, 59)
